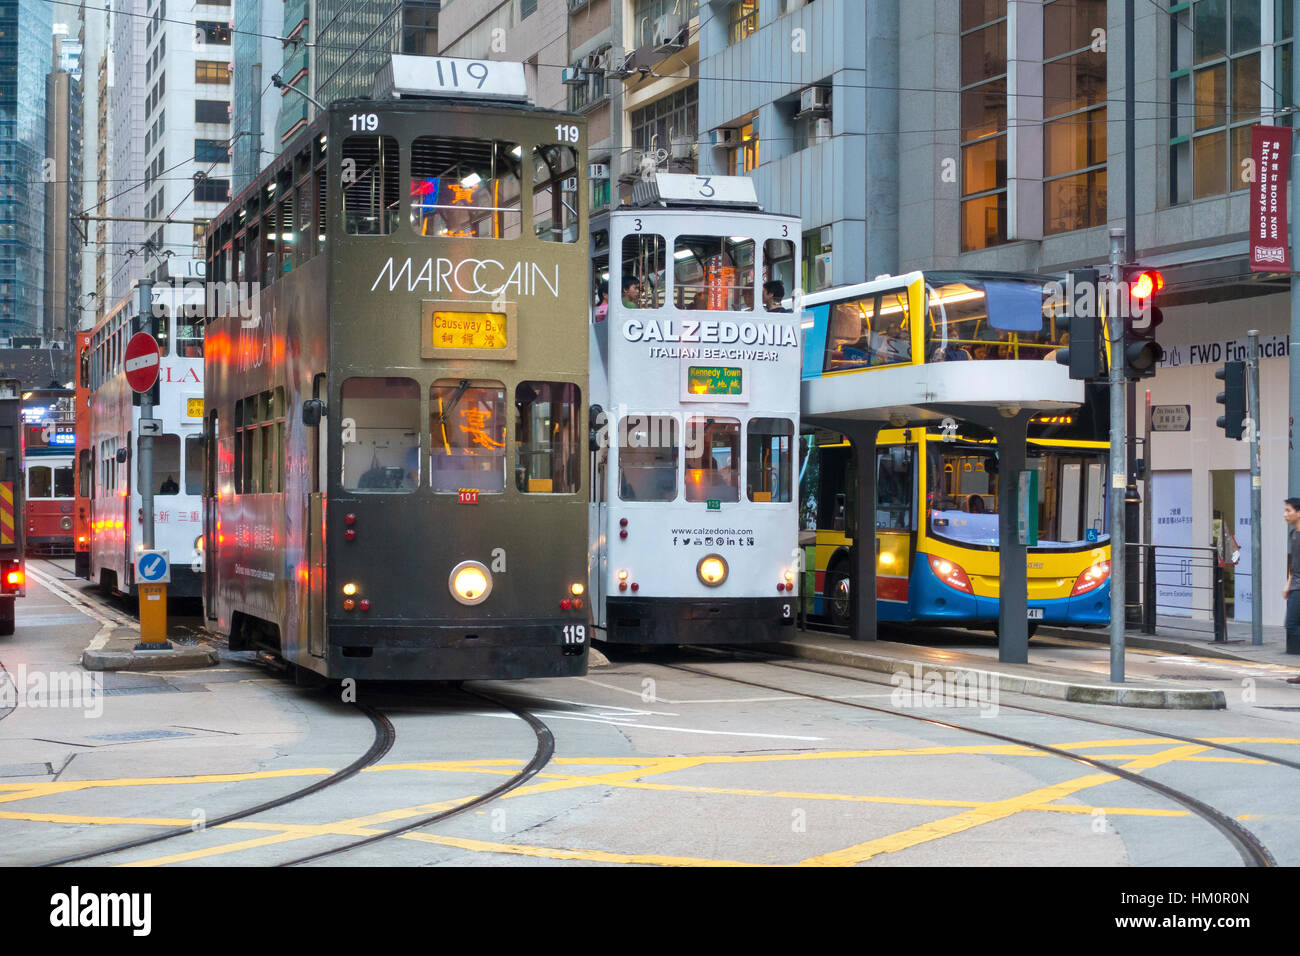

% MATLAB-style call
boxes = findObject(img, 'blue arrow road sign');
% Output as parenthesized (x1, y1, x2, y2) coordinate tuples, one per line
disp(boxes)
(136, 550, 170, 583)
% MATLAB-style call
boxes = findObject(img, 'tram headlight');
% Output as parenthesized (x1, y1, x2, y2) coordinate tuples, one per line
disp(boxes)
(1071, 560, 1110, 596)
(449, 560, 492, 606)
(194, 535, 204, 553)
(697, 554, 728, 588)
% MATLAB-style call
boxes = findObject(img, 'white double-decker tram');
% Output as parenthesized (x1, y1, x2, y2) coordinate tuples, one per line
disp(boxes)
(85, 281, 205, 596)
(589, 174, 802, 644)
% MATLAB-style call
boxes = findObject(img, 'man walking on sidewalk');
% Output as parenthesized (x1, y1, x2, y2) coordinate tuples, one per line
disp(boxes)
(1286, 498, 1300, 677)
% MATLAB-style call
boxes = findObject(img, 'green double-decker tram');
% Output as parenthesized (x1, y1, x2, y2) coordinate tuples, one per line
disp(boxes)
(202, 56, 590, 680)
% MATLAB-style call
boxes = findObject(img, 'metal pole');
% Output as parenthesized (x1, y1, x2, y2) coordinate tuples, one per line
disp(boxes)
(136, 278, 155, 552)
(1123, 0, 1141, 628)
(1108, 229, 1127, 683)
(1143, 388, 1156, 634)
(1249, 329, 1263, 645)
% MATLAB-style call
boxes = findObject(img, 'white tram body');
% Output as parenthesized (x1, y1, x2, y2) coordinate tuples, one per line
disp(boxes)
(87, 281, 206, 596)
(590, 174, 802, 643)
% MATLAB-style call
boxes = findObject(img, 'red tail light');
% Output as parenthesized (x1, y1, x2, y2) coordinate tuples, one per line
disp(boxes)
(1072, 561, 1110, 596)
(6, 570, 22, 586)
(928, 555, 973, 594)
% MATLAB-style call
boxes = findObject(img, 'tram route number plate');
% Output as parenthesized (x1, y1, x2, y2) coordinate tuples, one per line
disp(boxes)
(458, 489, 479, 504)
(1027, 608, 1044, 620)
(562, 624, 586, 645)
(187, 398, 204, 418)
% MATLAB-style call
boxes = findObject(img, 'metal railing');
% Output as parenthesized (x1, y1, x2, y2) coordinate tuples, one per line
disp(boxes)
(1135, 542, 1239, 643)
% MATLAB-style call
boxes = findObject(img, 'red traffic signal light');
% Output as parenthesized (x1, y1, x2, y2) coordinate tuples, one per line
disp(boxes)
(1130, 269, 1164, 302)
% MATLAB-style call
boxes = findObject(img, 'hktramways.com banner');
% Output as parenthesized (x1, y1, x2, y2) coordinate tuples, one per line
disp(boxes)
(1249, 125, 1292, 273)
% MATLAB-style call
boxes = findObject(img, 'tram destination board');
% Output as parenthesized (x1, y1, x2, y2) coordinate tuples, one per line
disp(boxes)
(687, 365, 743, 395)
(1151, 404, 1192, 432)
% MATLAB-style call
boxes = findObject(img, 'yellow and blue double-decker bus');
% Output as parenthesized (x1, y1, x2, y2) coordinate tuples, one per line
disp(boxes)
(799, 271, 1111, 635)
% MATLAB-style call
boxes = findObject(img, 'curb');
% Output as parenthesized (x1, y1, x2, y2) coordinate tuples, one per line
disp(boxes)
(762, 640, 1226, 710)
(1035, 625, 1257, 662)
(81, 627, 219, 671)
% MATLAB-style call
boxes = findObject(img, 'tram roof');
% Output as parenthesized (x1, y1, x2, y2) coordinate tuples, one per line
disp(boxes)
(629, 173, 764, 211)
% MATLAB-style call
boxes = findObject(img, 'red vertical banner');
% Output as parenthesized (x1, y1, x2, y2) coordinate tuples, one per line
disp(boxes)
(1249, 124, 1293, 272)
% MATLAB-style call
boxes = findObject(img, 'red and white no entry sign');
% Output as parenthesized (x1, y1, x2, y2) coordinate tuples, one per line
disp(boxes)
(124, 332, 161, 393)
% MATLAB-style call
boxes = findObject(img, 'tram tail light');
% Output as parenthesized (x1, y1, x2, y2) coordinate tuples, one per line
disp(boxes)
(928, 555, 973, 594)
(343, 598, 356, 611)
(561, 598, 572, 610)
(5, 569, 23, 589)
(359, 599, 370, 611)
(570, 582, 584, 596)
(1072, 561, 1111, 596)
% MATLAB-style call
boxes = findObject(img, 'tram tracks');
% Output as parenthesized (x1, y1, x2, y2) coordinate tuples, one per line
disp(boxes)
(658, 658, 1277, 867)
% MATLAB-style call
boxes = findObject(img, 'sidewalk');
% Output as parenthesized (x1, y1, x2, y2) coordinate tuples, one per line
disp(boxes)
(766, 626, 1228, 710)
(1038, 614, 1300, 671)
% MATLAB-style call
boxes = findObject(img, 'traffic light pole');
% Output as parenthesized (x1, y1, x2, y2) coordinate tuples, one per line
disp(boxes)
(1249, 330, 1263, 646)
(1108, 230, 1127, 684)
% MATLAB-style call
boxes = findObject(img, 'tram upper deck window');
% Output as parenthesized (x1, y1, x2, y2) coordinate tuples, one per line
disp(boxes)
(341, 378, 419, 492)
(618, 415, 677, 502)
(430, 380, 506, 494)
(674, 236, 755, 311)
(926, 279, 1063, 361)
(176, 311, 203, 357)
(532, 145, 579, 243)
(763, 239, 796, 310)
(515, 381, 581, 494)
(620, 234, 667, 309)
(747, 417, 793, 502)
(685, 417, 741, 503)
(410, 137, 523, 239)
(823, 289, 912, 371)
(342, 135, 399, 236)
(155, 307, 172, 357)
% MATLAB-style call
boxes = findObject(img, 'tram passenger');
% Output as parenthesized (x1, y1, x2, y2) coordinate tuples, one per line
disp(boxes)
(159, 475, 179, 495)
(763, 280, 791, 313)
(594, 280, 609, 322)
(622, 276, 641, 309)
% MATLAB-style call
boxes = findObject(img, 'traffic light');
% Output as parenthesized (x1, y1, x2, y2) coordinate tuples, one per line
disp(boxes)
(1121, 268, 1165, 380)
(1215, 361, 1246, 440)
(1056, 268, 1102, 380)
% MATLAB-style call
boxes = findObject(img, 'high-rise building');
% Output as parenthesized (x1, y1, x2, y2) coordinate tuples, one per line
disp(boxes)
(44, 27, 83, 346)
(232, 0, 285, 193)
(0, 0, 53, 337)
(314, 0, 440, 110)
(77, 0, 108, 331)
(106, 0, 147, 307)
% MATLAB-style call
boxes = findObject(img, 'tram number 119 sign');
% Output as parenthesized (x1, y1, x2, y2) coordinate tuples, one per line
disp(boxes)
(124, 332, 162, 393)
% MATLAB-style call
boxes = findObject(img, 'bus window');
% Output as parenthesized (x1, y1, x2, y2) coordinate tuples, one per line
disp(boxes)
(54, 464, 74, 498)
(342, 135, 399, 236)
(28, 466, 52, 498)
(620, 234, 666, 309)
(824, 297, 875, 371)
(674, 236, 755, 311)
(515, 381, 581, 494)
(927, 447, 999, 546)
(430, 380, 506, 494)
(747, 418, 793, 503)
(763, 239, 796, 304)
(532, 145, 579, 243)
(341, 378, 420, 492)
(185, 435, 204, 495)
(685, 417, 741, 503)
(618, 415, 677, 502)
(873, 289, 912, 365)
(154, 435, 181, 495)
(876, 445, 914, 530)
(410, 137, 522, 239)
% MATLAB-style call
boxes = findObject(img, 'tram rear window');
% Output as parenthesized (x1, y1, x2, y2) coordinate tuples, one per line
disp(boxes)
(185, 435, 204, 496)
(54, 464, 74, 498)
(28, 466, 51, 499)
(515, 381, 581, 494)
(153, 435, 181, 496)
(430, 380, 506, 494)
(685, 417, 740, 503)
(618, 415, 677, 502)
(410, 137, 523, 240)
(533, 145, 579, 243)
(747, 418, 793, 503)
(341, 378, 419, 492)
(342, 135, 399, 236)
(620, 234, 666, 309)
(674, 236, 755, 312)
(763, 239, 796, 307)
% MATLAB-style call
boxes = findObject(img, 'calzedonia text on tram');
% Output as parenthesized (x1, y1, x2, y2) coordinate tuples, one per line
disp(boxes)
(588, 174, 802, 644)
(202, 56, 591, 681)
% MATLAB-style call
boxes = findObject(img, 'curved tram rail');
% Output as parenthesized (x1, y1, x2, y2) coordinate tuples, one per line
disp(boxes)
(660, 657, 1276, 867)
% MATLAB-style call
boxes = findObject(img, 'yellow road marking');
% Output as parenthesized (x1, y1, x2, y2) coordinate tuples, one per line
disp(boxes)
(398, 831, 763, 867)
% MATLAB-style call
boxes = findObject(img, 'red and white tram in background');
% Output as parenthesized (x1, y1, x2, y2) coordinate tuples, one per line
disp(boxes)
(22, 386, 76, 556)
(81, 282, 205, 596)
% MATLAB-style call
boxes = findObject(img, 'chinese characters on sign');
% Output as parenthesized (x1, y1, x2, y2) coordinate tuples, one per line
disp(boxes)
(431, 311, 509, 350)
(1249, 125, 1292, 272)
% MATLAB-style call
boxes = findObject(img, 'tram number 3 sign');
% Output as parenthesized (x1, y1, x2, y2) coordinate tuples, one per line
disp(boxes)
(562, 625, 586, 644)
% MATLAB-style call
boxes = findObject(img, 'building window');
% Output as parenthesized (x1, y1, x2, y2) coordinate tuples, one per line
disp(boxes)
(195, 20, 232, 45)
(195, 177, 231, 203)
(803, 226, 832, 293)
(195, 60, 230, 84)
(632, 0, 700, 47)
(402, 1, 439, 55)
(1170, 0, 1291, 202)
(960, 0, 1007, 251)
(569, 57, 610, 112)
(729, 120, 759, 174)
(195, 138, 228, 163)
(521, 0, 537, 18)
(195, 99, 230, 123)
(729, 1, 759, 44)
(1043, 0, 1107, 233)
(630, 84, 699, 157)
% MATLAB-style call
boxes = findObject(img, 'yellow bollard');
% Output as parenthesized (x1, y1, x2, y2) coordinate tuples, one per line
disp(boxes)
(137, 582, 169, 647)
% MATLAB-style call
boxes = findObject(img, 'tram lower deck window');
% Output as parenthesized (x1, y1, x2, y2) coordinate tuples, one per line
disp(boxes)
(341, 378, 420, 492)
(515, 381, 580, 493)
(430, 380, 506, 494)
(747, 418, 794, 503)
(618, 415, 677, 502)
(685, 417, 741, 503)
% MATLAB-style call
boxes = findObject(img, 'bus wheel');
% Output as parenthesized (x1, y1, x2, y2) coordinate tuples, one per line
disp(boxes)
(0, 596, 13, 636)
(826, 564, 852, 629)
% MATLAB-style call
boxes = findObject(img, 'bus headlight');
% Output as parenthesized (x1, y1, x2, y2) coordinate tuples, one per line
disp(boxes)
(449, 560, 492, 605)
(1071, 561, 1110, 596)
(697, 554, 728, 588)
